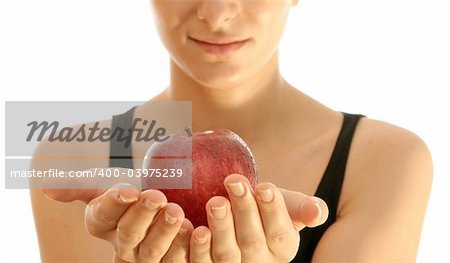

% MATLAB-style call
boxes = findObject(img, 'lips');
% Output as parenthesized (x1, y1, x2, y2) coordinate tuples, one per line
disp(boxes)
(189, 36, 249, 55)
(193, 38, 248, 45)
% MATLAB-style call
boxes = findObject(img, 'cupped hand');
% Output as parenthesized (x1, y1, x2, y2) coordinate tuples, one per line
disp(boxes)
(86, 185, 195, 263)
(41, 168, 194, 263)
(189, 174, 329, 263)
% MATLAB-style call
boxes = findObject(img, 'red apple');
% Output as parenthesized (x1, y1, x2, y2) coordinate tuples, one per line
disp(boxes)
(141, 129, 258, 227)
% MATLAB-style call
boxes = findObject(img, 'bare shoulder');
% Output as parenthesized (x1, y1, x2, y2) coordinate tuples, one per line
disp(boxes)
(353, 117, 432, 159)
(312, 116, 433, 261)
(341, 117, 433, 214)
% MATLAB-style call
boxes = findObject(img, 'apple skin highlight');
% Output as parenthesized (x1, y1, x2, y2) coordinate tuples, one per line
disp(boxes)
(142, 129, 259, 227)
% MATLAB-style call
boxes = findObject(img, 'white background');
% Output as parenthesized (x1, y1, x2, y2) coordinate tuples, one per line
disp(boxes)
(1, 0, 449, 262)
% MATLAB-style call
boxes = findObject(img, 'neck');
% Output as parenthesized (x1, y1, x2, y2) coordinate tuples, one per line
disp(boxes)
(160, 53, 293, 144)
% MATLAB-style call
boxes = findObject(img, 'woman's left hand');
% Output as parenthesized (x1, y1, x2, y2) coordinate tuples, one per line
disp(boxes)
(189, 174, 329, 263)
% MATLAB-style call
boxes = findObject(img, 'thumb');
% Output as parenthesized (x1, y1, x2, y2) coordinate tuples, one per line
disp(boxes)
(278, 187, 329, 231)
(41, 167, 141, 203)
(42, 187, 102, 204)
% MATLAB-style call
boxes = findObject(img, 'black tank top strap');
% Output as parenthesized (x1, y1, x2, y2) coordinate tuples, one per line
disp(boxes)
(293, 112, 365, 262)
(109, 106, 137, 169)
(316, 112, 364, 220)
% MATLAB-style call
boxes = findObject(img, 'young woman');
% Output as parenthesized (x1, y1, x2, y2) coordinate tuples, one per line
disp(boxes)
(31, 0, 433, 262)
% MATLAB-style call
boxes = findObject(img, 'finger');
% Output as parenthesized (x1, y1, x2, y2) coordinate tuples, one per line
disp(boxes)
(161, 218, 194, 263)
(255, 182, 300, 262)
(223, 174, 269, 258)
(189, 226, 213, 263)
(279, 188, 329, 229)
(205, 196, 241, 263)
(138, 203, 185, 263)
(85, 183, 140, 239)
(114, 189, 168, 261)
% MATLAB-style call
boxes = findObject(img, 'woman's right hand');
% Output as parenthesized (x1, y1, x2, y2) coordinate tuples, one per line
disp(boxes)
(83, 184, 193, 263)
(42, 168, 195, 263)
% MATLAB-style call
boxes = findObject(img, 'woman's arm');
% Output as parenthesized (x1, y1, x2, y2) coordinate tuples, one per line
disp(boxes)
(312, 119, 433, 262)
(29, 136, 115, 263)
(31, 190, 114, 263)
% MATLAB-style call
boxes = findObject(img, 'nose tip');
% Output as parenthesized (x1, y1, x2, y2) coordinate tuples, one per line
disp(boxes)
(197, 0, 240, 28)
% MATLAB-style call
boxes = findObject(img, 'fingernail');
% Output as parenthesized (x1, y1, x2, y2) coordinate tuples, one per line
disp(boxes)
(113, 183, 138, 203)
(211, 204, 227, 219)
(143, 198, 160, 209)
(314, 203, 323, 219)
(117, 193, 138, 203)
(227, 182, 245, 197)
(194, 235, 208, 245)
(256, 188, 274, 203)
(164, 210, 178, 225)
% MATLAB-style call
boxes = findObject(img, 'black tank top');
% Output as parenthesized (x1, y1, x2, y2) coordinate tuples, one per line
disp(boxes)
(109, 107, 364, 263)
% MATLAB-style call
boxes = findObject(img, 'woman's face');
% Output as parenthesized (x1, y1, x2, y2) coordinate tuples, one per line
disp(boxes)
(150, 0, 297, 88)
